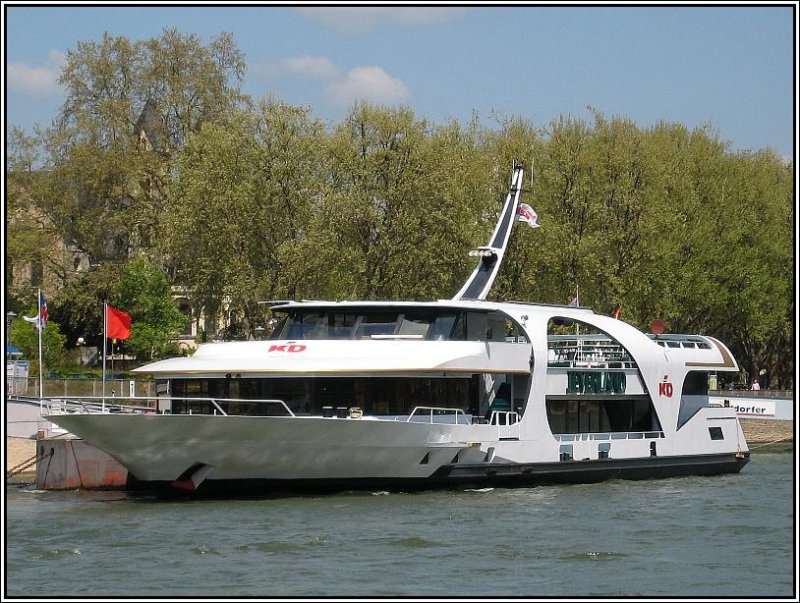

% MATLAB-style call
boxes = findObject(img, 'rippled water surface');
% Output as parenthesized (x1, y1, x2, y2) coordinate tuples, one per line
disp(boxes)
(4, 453, 795, 598)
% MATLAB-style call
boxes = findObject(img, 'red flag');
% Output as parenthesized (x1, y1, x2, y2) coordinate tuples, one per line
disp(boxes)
(107, 305, 132, 340)
(612, 304, 622, 320)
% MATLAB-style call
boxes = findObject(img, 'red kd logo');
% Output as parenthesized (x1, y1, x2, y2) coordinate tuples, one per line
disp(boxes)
(268, 341, 307, 353)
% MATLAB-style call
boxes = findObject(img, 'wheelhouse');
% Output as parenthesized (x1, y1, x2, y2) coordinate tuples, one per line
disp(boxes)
(269, 304, 529, 343)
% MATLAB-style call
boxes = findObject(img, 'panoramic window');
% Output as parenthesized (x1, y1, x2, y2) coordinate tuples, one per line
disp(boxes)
(271, 307, 527, 343)
(545, 396, 662, 435)
(166, 371, 535, 420)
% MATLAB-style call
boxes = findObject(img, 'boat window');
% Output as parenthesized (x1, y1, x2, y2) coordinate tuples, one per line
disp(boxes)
(354, 313, 398, 339)
(466, 312, 487, 341)
(450, 312, 466, 340)
(708, 426, 724, 440)
(166, 371, 534, 420)
(169, 375, 485, 417)
(397, 314, 431, 338)
(269, 307, 525, 343)
(431, 313, 458, 341)
(647, 334, 714, 350)
(487, 312, 507, 342)
(281, 312, 325, 339)
(676, 371, 712, 429)
(545, 395, 661, 435)
(681, 371, 709, 396)
(467, 310, 525, 342)
(327, 312, 359, 339)
(505, 317, 529, 343)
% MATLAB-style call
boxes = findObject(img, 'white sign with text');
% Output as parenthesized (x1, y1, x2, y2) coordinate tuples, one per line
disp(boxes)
(733, 401, 776, 417)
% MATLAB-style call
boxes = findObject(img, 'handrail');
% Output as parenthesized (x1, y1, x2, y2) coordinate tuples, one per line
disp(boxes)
(40, 395, 296, 417)
(406, 406, 467, 424)
(555, 431, 664, 442)
(547, 337, 636, 369)
(488, 410, 519, 426)
(208, 399, 228, 416)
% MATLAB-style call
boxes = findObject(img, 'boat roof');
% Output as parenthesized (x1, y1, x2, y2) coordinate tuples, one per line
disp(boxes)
(269, 298, 599, 315)
(133, 298, 737, 376)
(132, 339, 532, 377)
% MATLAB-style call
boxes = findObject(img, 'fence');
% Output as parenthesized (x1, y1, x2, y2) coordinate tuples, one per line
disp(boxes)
(709, 389, 794, 401)
(6, 377, 157, 399)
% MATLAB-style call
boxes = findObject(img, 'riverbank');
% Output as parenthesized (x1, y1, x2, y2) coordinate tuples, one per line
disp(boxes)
(5, 420, 793, 485)
(740, 418, 794, 452)
(6, 436, 37, 483)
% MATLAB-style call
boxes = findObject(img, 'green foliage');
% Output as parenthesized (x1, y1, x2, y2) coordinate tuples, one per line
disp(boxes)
(113, 257, 187, 360)
(5, 29, 794, 386)
(48, 262, 123, 351)
(6, 128, 57, 299)
(11, 319, 67, 375)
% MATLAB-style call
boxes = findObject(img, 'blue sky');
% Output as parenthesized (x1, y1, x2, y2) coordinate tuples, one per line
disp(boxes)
(4, 4, 796, 158)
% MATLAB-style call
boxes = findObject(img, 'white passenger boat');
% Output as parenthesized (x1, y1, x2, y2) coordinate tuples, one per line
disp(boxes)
(46, 165, 749, 495)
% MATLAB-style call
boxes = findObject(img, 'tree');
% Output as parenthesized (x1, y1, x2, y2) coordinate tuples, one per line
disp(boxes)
(6, 127, 60, 301)
(13, 30, 249, 347)
(164, 101, 325, 337)
(11, 319, 67, 376)
(6, 30, 793, 385)
(480, 116, 542, 302)
(50, 262, 124, 351)
(318, 103, 490, 301)
(32, 29, 246, 276)
(528, 114, 600, 306)
(113, 257, 186, 360)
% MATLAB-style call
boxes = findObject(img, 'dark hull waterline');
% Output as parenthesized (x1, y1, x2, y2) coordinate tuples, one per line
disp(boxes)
(132, 452, 749, 499)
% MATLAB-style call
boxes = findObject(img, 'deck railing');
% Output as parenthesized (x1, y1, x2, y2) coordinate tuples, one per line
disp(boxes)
(41, 396, 295, 417)
(555, 431, 664, 442)
(406, 406, 468, 424)
(547, 335, 636, 369)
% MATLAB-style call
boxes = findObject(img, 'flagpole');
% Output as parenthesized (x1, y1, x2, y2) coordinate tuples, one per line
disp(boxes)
(102, 299, 107, 412)
(38, 288, 44, 406)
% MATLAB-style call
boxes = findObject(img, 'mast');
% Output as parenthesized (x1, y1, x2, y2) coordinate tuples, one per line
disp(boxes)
(102, 299, 107, 412)
(37, 289, 44, 403)
(453, 162, 526, 301)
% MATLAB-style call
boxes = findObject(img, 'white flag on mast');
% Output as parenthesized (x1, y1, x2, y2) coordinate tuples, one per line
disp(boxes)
(23, 290, 48, 331)
(515, 203, 540, 228)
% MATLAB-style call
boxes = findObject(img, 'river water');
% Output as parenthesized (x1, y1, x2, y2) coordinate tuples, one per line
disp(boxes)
(4, 452, 795, 599)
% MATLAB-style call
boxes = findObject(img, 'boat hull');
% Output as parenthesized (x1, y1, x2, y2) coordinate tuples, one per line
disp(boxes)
(47, 411, 748, 496)
(135, 452, 749, 497)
